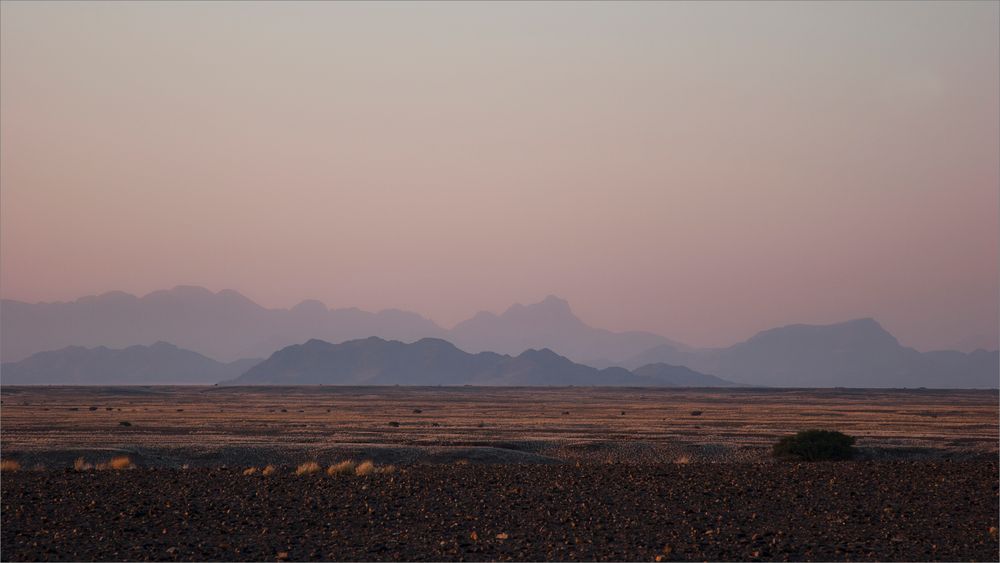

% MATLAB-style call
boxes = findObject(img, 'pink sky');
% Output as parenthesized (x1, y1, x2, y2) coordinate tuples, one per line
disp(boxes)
(1, 1, 997, 351)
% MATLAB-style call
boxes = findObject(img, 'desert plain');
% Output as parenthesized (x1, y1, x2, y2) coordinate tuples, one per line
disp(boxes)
(1, 386, 998, 561)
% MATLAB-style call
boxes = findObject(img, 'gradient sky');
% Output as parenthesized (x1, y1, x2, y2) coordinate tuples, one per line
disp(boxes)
(2, 1, 997, 351)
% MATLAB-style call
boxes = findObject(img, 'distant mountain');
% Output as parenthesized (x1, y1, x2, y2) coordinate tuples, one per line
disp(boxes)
(0, 342, 261, 385)
(5, 288, 995, 388)
(448, 295, 688, 365)
(631, 363, 739, 387)
(622, 318, 999, 389)
(1, 286, 446, 362)
(1, 289, 689, 367)
(225, 337, 731, 387)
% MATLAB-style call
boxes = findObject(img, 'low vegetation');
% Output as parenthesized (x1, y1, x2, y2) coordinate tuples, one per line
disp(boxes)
(295, 461, 321, 475)
(327, 460, 356, 476)
(0, 459, 21, 472)
(72, 455, 135, 470)
(261, 464, 276, 476)
(243, 467, 258, 475)
(106, 456, 134, 470)
(773, 429, 856, 461)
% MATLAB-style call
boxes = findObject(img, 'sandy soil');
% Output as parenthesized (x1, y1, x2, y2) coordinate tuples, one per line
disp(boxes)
(1, 386, 996, 467)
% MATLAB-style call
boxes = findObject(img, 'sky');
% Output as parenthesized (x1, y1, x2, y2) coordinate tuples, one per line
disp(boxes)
(1, 1, 997, 352)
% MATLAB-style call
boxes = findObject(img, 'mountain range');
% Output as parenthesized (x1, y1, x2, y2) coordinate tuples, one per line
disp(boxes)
(0, 287, 679, 365)
(0, 338, 733, 387)
(225, 337, 733, 387)
(0, 342, 259, 385)
(2, 286, 996, 388)
(616, 318, 998, 388)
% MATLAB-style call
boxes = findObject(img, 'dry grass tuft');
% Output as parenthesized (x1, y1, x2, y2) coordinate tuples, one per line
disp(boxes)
(674, 454, 691, 465)
(376, 464, 397, 475)
(295, 461, 321, 475)
(0, 460, 21, 472)
(74, 457, 94, 471)
(262, 464, 276, 476)
(110, 456, 134, 470)
(355, 460, 375, 476)
(243, 466, 258, 476)
(327, 460, 356, 476)
(95, 456, 134, 470)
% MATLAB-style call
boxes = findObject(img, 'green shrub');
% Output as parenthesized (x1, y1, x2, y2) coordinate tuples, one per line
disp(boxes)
(773, 429, 855, 461)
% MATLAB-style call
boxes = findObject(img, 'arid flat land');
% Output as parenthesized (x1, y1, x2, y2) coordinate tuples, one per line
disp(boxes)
(1, 386, 996, 466)
(2, 387, 997, 562)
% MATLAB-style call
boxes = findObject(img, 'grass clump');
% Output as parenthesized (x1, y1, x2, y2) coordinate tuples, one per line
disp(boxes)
(773, 429, 856, 461)
(88, 456, 134, 470)
(295, 461, 321, 475)
(327, 460, 356, 476)
(0, 459, 21, 472)
(105, 456, 134, 470)
(355, 460, 375, 476)
(243, 466, 258, 476)
(262, 464, 276, 476)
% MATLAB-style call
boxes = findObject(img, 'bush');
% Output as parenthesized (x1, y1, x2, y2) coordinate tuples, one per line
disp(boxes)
(106, 456, 134, 470)
(773, 430, 856, 461)
(295, 461, 321, 475)
(0, 459, 21, 472)
(327, 460, 356, 476)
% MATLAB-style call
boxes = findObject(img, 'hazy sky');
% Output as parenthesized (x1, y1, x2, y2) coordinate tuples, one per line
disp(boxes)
(2, 1, 997, 351)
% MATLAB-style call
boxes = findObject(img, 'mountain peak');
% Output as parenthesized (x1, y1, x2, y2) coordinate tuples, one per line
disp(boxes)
(290, 299, 328, 315)
(503, 295, 575, 319)
(167, 285, 215, 297)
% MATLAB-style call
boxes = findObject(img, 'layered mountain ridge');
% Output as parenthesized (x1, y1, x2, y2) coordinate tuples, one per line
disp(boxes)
(2, 286, 996, 388)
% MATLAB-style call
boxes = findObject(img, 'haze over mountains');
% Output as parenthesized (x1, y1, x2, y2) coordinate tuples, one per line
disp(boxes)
(0, 342, 258, 385)
(1, 286, 996, 388)
(618, 318, 998, 389)
(226, 337, 733, 387)
(0, 287, 675, 364)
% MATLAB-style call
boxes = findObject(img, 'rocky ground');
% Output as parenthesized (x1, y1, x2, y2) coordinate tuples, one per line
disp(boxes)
(2, 460, 997, 562)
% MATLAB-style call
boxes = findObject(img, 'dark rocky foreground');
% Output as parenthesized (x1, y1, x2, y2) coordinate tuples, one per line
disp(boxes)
(2, 461, 997, 562)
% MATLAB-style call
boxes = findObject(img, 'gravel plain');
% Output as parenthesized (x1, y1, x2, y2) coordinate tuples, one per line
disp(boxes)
(2, 461, 998, 562)
(2, 386, 997, 561)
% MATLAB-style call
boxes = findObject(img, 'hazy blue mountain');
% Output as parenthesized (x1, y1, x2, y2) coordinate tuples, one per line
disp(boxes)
(1, 286, 446, 362)
(225, 337, 730, 387)
(631, 363, 739, 387)
(0, 342, 261, 385)
(623, 318, 999, 388)
(448, 295, 688, 365)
